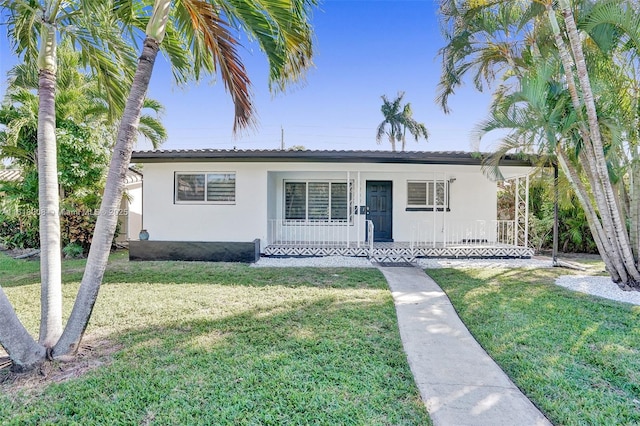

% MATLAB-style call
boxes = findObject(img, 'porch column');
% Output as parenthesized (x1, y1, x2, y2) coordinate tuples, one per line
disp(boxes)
(347, 171, 350, 248)
(525, 173, 530, 248)
(514, 177, 519, 245)
(432, 171, 437, 248)
(357, 171, 361, 248)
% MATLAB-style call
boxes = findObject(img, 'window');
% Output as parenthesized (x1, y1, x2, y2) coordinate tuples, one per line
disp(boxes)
(175, 173, 235, 203)
(407, 180, 449, 210)
(284, 181, 351, 222)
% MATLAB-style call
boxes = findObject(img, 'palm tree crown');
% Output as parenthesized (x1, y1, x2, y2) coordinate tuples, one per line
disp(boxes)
(376, 92, 428, 152)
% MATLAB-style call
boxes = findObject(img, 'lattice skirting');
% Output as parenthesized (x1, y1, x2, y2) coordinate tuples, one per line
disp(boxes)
(414, 246, 534, 258)
(263, 245, 534, 259)
(263, 245, 371, 257)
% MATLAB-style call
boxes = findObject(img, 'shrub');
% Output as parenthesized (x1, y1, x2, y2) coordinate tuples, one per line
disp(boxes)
(62, 242, 85, 259)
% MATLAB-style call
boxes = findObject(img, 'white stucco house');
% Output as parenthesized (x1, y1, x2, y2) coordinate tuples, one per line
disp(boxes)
(129, 149, 535, 262)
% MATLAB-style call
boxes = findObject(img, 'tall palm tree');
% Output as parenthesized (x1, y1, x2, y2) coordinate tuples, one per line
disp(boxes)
(55, 0, 315, 359)
(377, 93, 428, 152)
(0, 1, 138, 353)
(0, 0, 316, 370)
(0, 41, 167, 249)
(438, 0, 640, 289)
(376, 93, 405, 152)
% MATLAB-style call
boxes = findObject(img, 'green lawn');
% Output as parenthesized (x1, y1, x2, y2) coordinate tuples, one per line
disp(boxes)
(0, 253, 431, 425)
(427, 267, 640, 425)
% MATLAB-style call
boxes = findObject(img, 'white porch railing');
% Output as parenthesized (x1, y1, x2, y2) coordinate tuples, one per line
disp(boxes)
(410, 220, 517, 248)
(268, 219, 375, 250)
(268, 219, 349, 246)
(268, 219, 519, 249)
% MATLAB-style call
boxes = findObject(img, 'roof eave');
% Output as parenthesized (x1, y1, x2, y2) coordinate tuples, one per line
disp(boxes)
(131, 150, 536, 167)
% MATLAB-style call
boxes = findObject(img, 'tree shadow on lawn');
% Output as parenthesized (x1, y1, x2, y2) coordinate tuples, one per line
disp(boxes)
(426, 267, 640, 425)
(100, 261, 387, 289)
(1, 290, 430, 425)
(2, 259, 387, 290)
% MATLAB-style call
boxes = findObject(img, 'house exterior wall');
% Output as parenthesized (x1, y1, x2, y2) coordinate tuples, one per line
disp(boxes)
(140, 161, 532, 251)
(141, 162, 269, 243)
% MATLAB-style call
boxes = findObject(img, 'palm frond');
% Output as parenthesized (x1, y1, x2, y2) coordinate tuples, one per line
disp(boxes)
(176, 0, 254, 131)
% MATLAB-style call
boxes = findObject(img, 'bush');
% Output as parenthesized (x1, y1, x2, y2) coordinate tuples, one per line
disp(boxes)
(0, 214, 40, 249)
(62, 242, 84, 259)
(60, 205, 97, 253)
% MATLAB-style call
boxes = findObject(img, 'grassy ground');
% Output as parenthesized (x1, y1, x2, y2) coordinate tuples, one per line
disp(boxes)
(0, 253, 431, 425)
(427, 267, 640, 425)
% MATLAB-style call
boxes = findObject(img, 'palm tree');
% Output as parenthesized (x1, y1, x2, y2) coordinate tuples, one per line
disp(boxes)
(376, 93, 404, 152)
(0, 1, 139, 355)
(376, 92, 428, 152)
(438, 0, 640, 288)
(0, 0, 316, 370)
(0, 41, 167, 253)
(399, 103, 429, 152)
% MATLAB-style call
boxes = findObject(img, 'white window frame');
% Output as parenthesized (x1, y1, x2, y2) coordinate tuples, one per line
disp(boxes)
(407, 180, 449, 210)
(174, 172, 236, 204)
(283, 180, 353, 223)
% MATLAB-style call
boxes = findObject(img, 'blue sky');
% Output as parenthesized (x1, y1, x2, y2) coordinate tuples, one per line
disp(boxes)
(1, 0, 500, 153)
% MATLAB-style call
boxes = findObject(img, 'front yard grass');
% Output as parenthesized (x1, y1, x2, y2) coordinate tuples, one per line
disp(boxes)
(427, 267, 640, 425)
(0, 253, 430, 425)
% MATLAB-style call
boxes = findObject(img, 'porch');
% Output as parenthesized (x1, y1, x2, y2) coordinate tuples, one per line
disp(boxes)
(264, 169, 533, 262)
(264, 219, 534, 262)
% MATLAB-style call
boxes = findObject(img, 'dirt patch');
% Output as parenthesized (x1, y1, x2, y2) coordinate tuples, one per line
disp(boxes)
(0, 247, 40, 260)
(538, 250, 602, 261)
(0, 335, 123, 399)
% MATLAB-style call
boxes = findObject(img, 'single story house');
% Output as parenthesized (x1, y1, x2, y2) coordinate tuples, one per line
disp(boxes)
(129, 149, 535, 262)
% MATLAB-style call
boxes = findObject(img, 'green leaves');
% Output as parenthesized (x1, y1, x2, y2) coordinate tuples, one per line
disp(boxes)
(376, 92, 428, 151)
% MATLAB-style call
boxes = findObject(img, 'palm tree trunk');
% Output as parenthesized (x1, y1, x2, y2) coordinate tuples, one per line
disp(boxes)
(632, 161, 640, 264)
(0, 287, 46, 371)
(557, 148, 623, 282)
(52, 37, 161, 357)
(402, 126, 407, 152)
(37, 68, 63, 347)
(549, 1, 640, 286)
(578, 149, 628, 271)
(559, 0, 640, 286)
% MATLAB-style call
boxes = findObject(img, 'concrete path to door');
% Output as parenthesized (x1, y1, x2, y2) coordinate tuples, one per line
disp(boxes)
(378, 266, 551, 426)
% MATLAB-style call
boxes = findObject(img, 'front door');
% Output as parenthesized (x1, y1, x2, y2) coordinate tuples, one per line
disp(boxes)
(366, 181, 393, 242)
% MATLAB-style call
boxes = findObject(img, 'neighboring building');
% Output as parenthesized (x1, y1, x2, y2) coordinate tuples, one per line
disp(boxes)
(129, 149, 535, 263)
(117, 168, 143, 242)
(0, 169, 21, 185)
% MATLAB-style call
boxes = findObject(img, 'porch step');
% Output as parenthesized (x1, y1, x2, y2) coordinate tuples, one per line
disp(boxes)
(375, 260, 416, 267)
(372, 254, 416, 264)
(371, 246, 416, 264)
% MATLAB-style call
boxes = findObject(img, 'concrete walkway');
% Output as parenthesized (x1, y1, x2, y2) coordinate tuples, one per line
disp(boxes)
(378, 266, 551, 426)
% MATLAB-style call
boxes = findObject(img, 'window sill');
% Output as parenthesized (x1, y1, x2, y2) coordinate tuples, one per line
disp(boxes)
(282, 220, 353, 225)
(174, 201, 236, 205)
(405, 207, 450, 212)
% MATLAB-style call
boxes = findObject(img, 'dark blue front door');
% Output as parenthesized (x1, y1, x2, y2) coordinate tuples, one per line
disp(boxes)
(366, 181, 393, 242)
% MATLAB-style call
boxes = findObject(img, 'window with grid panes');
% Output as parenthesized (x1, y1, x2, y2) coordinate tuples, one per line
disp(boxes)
(407, 180, 448, 209)
(175, 173, 235, 203)
(284, 181, 351, 222)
